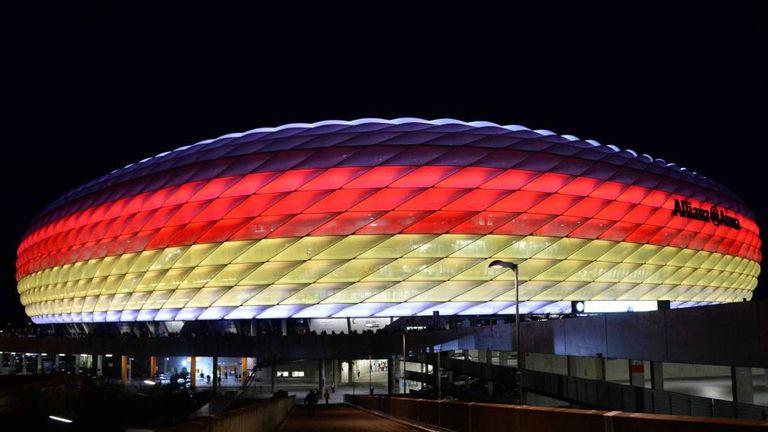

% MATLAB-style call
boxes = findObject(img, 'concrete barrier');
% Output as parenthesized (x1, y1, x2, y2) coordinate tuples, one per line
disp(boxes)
(344, 395, 768, 431)
(157, 395, 294, 432)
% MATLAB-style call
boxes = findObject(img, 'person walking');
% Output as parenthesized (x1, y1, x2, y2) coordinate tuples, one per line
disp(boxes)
(304, 389, 318, 415)
(324, 387, 330, 404)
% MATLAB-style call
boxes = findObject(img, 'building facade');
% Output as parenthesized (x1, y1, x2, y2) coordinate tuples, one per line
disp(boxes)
(16, 119, 761, 323)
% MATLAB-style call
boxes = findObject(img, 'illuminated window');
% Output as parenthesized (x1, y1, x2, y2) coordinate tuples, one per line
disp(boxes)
(291, 371, 305, 377)
(276, 371, 290, 377)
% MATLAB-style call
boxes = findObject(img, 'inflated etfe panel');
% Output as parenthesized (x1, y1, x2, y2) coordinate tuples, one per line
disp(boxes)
(16, 119, 760, 323)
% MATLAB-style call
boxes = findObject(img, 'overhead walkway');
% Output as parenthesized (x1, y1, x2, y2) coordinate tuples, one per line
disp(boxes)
(2, 300, 766, 368)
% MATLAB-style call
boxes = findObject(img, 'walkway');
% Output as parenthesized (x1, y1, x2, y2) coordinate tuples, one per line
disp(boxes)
(278, 404, 422, 432)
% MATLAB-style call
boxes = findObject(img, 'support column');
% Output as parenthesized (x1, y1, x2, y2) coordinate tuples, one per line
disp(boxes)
(22, 354, 27, 374)
(128, 357, 132, 383)
(567, 356, 605, 380)
(271, 364, 276, 393)
(281, 319, 287, 336)
(241, 357, 248, 386)
(332, 359, 337, 388)
(421, 363, 425, 390)
(650, 361, 664, 390)
(250, 319, 256, 336)
(348, 360, 355, 384)
(37, 354, 43, 374)
(435, 352, 441, 399)
(212, 356, 219, 393)
(387, 357, 394, 394)
(190, 356, 197, 388)
(96, 355, 103, 376)
(55, 354, 61, 372)
(629, 360, 645, 387)
(731, 366, 754, 404)
(121, 355, 128, 385)
(149, 356, 157, 380)
(319, 359, 326, 391)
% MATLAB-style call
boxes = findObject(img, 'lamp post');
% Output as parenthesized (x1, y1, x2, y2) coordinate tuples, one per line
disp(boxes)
(488, 259, 523, 405)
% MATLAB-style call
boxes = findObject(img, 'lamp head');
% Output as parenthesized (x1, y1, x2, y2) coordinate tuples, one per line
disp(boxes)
(488, 260, 518, 271)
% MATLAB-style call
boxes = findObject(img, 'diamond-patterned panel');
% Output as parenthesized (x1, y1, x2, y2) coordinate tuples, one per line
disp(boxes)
(15, 119, 761, 323)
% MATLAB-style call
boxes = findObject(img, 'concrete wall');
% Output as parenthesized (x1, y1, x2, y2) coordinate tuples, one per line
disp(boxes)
(158, 395, 294, 432)
(346, 394, 768, 432)
(526, 353, 767, 382)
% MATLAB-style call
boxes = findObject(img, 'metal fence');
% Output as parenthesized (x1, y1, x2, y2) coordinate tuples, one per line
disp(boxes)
(524, 369, 768, 420)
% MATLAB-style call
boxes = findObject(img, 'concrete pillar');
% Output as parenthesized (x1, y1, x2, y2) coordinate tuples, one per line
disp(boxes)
(567, 356, 605, 380)
(420, 363, 425, 390)
(55, 354, 61, 372)
(128, 357, 132, 382)
(500, 352, 509, 367)
(149, 356, 157, 380)
(281, 319, 287, 336)
(319, 359, 326, 391)
(96, 355, 103, 376)
(488, 380, 494, 396)
(212, 356, 219, 393)
(271, 365, 276, 393)
(629, 360, 645, 387)
(486, 348, 493, 365)
(190, 356, 197, 388)
(731, 366, 754, 404)
(121, 355, 128, 385)
(348, 360, 355, 384)
(650, 361, 664, 390)
(37, 354, 43, 374)
(477, 349, 487, 363)
(435, 352, 441, 399)
(387, 357, 394, 394)
(22, 354, 27, 374)
(250, 319, 256, 336)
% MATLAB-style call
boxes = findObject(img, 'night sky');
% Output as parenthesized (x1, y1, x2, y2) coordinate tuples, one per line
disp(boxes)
(3, 4, 765, 322)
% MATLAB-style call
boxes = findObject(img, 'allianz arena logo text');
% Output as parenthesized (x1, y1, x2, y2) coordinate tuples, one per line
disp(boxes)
(672, 199, 741, 230)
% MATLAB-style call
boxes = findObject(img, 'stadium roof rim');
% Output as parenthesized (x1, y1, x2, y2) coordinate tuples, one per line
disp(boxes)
(110, 117, 701, 179)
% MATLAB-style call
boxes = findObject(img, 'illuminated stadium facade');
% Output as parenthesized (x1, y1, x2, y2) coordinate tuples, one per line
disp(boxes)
(16, 119, 761, 324)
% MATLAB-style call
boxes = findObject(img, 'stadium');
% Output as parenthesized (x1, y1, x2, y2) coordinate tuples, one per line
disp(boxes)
(15, 118, 761, 324)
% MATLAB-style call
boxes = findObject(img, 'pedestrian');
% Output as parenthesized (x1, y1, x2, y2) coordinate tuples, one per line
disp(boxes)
(304, 389, 318, 415)
(324, 387, 330, 404)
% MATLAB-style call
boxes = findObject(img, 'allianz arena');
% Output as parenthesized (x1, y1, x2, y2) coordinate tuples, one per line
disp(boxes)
(16, 119, 761, 324)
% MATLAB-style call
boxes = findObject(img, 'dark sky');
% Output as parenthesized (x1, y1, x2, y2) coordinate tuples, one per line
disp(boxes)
(2, 3, 765, 322)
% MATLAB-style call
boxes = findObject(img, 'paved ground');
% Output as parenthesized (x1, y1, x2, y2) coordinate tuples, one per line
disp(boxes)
(278, 404, 422, 432)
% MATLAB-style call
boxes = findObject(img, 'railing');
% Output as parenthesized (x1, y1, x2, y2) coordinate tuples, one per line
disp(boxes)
(158, 395, 294, 432)
(345, 394, 767, 431)
(524, 369, 768, 420)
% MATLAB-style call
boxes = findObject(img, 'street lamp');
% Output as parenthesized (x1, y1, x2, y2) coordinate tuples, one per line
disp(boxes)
(488, 259, 524, 405)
